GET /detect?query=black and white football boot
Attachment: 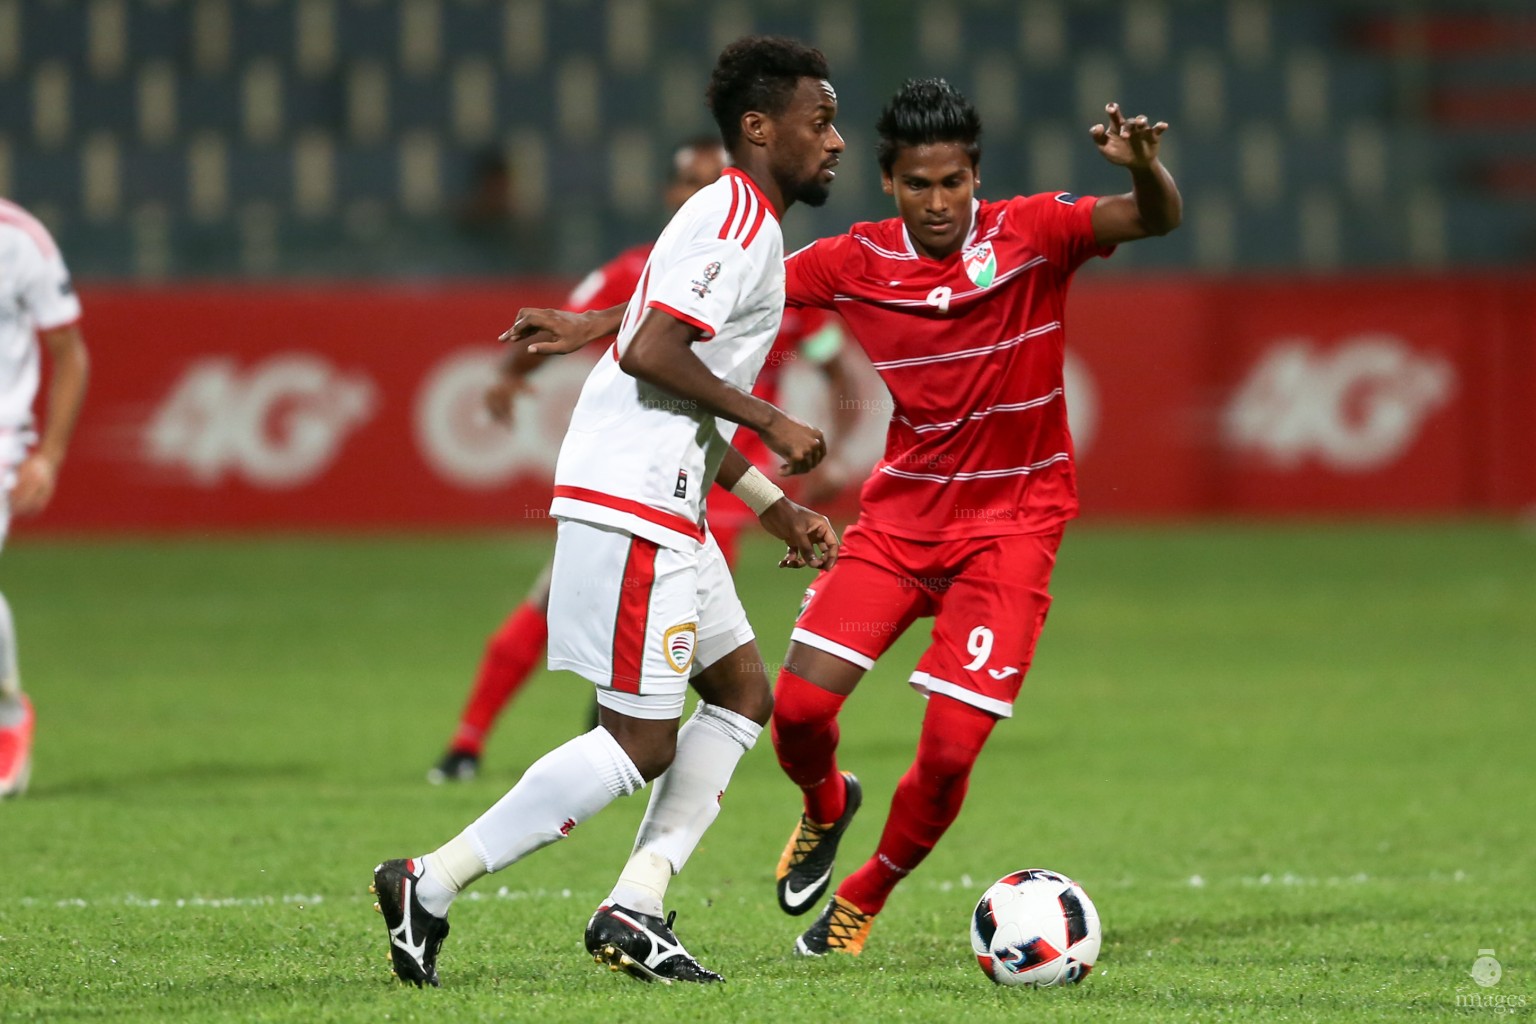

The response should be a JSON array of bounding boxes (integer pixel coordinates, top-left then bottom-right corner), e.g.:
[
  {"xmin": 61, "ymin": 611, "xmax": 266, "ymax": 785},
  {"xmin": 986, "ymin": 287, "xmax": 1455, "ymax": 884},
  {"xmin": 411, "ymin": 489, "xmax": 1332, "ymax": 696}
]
[
  {"xmin": 426, "ymin": 749, "xmax": 479, "ymax": 785},
  {"xmin": 584, "ymin": 901, "xmax": 724, "ymax": 984},
  {"xmin": 371, "ymin": 858, "xmax": 451, "ymax": 987},
  {"xmin": 775, "ymin": 772, "xmax": 862, "ymax": 916}
]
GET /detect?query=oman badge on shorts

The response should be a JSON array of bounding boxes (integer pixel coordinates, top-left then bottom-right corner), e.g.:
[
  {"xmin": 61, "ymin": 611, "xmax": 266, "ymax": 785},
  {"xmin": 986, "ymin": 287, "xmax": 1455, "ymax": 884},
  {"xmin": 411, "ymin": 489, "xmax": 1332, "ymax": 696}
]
[
  {"xmin": 663, "ymin": 622, "xmax": 698, "ymax": 674},
  {"xmin": 962, "ymin": 241, "xmax": 997, "ymax": 288}
]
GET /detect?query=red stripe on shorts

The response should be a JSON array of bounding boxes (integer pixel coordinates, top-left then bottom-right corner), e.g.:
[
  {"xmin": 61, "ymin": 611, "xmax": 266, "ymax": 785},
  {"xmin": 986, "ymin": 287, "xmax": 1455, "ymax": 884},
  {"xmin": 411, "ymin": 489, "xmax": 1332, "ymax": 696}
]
[{"xmin": 611, "ymin": 535, "xmax": 659, "ymax": 693}]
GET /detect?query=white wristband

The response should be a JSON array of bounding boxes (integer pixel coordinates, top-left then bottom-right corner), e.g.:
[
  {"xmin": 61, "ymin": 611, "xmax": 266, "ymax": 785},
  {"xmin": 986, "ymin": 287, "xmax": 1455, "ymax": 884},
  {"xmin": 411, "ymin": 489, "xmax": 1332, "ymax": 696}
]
[{"xmin": 730, "ymin": 465, "xmax": 785, "ymax": 517}]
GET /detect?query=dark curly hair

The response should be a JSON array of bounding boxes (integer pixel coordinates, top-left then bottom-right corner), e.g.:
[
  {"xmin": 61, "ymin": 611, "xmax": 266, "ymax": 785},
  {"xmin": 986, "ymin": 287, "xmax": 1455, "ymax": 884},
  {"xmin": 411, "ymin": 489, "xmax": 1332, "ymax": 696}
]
[
  {"xmin": 706, "ymin": 36, "xmax": 831, "ymax": 148},
  {"xmin": 875, "ymin": 78, "xmax": 983, "ymax": 174}
]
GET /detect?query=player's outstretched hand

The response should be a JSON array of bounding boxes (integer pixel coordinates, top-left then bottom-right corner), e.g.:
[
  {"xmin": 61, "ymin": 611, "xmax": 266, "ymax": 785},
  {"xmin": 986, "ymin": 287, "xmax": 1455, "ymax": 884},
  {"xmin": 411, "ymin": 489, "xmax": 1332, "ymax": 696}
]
[
  {"xmin": 1090, "ymin": 102, "xmax": 1167, "ymax": 169},
  {"xmin": 758, "ymin": 498, "xmax": 839, "ymax": 571},
  {"xmin": 762, "ymin": 411, "xmax": 827, "ymax": 476},
  {"xmin": 483, "ymin": 372, "xmax": 533, "ymax": 427},
  {"xmin": 500, "ymin": 307, "xmax": 599, "ymax": 356}
]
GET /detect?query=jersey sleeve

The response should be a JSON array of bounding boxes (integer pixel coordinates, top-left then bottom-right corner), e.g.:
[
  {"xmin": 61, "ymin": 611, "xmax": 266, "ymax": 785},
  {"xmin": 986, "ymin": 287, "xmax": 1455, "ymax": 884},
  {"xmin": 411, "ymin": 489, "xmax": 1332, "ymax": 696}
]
[
  {"xmin": 784, "ymin": 236, "xmax": 843, "ymax": 310},
  {"xmin": 1009, "ymin": 192, "xmax": 1115, "ymax": 273},
  {"xmin": 18, "ymin": 227, "xmax": 82, "ymax": 331},
  {"xmin": 642, "ymin": 224, "xmax": 758, "ymax": 339}
]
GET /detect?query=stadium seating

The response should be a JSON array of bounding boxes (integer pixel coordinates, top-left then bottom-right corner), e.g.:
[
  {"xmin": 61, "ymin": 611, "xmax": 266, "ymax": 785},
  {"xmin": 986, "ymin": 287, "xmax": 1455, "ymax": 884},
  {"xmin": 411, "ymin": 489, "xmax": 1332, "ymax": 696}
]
[{"xmin": 0, "ymin": 0, "xmax": 1529, "ymax": 277}]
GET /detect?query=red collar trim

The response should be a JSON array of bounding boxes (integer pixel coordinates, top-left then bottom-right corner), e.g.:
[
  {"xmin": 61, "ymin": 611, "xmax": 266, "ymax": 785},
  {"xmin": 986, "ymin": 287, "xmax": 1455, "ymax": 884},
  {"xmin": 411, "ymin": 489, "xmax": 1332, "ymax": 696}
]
[{"xmin": 722, "ymin": 167, "xmax": 781, "ymax": 223}]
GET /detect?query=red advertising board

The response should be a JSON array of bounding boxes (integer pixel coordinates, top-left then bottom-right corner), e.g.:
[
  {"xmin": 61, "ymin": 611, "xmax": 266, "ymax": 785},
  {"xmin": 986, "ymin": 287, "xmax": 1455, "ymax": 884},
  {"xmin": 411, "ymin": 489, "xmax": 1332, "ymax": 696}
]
[
  {"xmin": 20, "ymin": 276, "xmax": 1536, "ymax": 537},
  {"xmin": 41, "ymin": 282, "xmax": 572, "ymax": 531},
  {"xmin": 1063, "ymin": 279, "xmax": 1213, "ymax": 517},
  {"xmin": 1207, "ymin": 277, "xmax": 1481, "ymax": 514},
  {"xmin": 1485, "ymin": 283, "xmax": 1536, "ymax": 510}
]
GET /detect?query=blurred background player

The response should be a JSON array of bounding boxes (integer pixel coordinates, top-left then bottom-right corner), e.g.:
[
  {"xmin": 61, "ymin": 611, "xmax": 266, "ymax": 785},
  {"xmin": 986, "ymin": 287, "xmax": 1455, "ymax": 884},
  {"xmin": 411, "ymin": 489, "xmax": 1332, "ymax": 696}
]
[
  {"xmin": 768, "ymin": 80, "xmax": 1182, "ymax": 956},
  {"xmin": 452, "ymin": 146, "xmax": 549, "ymax": 273},
  {"xmin": 0, "ymin": 198, "xmax": 90, "ymax": 799},
  {"xmin": 428, "ymin": 138, "xmax": 863, "ymax": 784},
  {"xmin": 370, "ymin": 36, "xmax": 844, "ymax": 988}
]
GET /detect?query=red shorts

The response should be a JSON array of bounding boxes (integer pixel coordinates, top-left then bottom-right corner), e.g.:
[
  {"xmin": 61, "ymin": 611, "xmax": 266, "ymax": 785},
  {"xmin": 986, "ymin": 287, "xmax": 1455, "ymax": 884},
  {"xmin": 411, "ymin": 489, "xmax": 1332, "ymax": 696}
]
[{"xmin": 791, "ymin": 522, "xmax": 1063, "ymax": 718}]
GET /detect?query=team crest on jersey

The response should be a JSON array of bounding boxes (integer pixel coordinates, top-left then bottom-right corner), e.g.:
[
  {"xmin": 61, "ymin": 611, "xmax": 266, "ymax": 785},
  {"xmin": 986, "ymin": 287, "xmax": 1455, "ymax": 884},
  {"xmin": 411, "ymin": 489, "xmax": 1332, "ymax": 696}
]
[
  {"xmin": 663, "ymin": 622, "xmax": 698, "ymax": 674},
  {"xmin": 962, "ymin": 241, "xmax": 997, "ymax": 288},
  {"xmin": 690, "ymin": 261, "xmax": 722, "ymax": 298}
]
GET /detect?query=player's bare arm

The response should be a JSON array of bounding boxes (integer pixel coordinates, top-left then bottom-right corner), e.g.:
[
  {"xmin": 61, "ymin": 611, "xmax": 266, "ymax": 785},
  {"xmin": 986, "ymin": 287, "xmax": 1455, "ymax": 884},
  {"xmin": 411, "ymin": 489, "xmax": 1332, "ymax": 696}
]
[
  {"xmin": 716, "ymin": 445, "xmax": 839, "ymax": 570},
  {"xmin": 620, "ymin": 308, "xmax": 827, "ymax": 475},
  {"xmin": 1088, "ymin": 102, "xmax": 1183, "ymax": 245},
  {"xmin": 483, "ymin": 346, "xmax": 541, "ymax": 426},
  {"xmin": 10, "ymin": 324, "xmax": 88, "ymax": 517},
  {"xmin": 487, "ymin": 303, "xmax": 626, "ymax": 422},
  {"xmin": 501, "ymin": 303, "xmax": 626, "ymax": 356}
]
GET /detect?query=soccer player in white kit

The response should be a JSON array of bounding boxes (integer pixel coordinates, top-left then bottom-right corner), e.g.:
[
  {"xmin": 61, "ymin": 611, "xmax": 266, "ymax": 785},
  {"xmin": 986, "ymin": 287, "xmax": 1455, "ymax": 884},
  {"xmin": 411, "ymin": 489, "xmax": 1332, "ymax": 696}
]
[
  {"xmin": 371, "ymin": 36, "xmax": 845, "ymax": 986},
  {"xmin": 0, "ymin": 199, "xmax": 90, "ymax": 799}
]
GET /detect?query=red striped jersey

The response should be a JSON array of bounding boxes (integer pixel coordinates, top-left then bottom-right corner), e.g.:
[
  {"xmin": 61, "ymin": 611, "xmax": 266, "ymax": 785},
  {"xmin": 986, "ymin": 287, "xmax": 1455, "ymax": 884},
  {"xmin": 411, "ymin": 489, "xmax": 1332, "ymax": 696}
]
[
  {"xmin": 551, "ymin": 168, "xmax": 787, "ymax": 550},
  {"xmin": 786, "ymin": 192, "xmax": 1113, "ymax": 540}
]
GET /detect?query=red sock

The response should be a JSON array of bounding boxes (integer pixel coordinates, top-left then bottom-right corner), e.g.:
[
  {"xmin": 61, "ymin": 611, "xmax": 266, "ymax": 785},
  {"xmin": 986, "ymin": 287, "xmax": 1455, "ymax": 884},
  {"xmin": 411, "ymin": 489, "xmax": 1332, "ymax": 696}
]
[
  {"xmin": 838, "ymin": 695, "xmax": 996, "ymax": 915},
  {"xmin": 771, "ymin": 669, "xmax": 848, "ymax": 824},
  {"xmin": 449, "ymin": 602, "xmax": 549, "ymax": 754}
]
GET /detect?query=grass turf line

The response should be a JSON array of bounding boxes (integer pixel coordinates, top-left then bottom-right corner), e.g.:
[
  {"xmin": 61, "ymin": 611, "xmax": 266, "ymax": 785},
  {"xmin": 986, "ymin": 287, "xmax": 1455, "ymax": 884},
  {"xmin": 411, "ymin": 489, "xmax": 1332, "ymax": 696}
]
[{"xmin": 0, "ymin": 523, "xmax": 1532, "ymax": 1022}]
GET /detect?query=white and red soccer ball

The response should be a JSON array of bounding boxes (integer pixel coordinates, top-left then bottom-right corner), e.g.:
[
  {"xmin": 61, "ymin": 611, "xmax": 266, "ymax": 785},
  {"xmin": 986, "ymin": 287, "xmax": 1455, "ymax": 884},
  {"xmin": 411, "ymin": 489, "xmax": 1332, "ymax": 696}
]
[{"xmin": 970, "ymin": 868, "xmax": 1101, "ymax": 987}]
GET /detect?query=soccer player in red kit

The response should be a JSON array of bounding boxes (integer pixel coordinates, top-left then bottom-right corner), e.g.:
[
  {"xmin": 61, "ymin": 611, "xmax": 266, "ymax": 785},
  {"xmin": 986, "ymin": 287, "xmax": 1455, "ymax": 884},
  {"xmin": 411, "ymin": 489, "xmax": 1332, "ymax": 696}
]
[
  {"xmin": 769, "ymin": 79, "xmax": 1182, "ymax": 956},
  {"xmin": 429, "ymin": 140, "xmax": 861, "ymax": 784},
  {"xmin": 506, "ymin": 77, "xmax": 1181, "ymax": 962}
]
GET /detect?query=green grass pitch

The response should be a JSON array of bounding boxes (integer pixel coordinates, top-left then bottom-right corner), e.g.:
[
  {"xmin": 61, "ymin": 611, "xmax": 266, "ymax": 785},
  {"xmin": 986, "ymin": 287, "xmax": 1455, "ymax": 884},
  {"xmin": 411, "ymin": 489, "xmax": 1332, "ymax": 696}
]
[{"xmin": 1, "ymin": 523, "xmax": 1532, "ymax": 1022}]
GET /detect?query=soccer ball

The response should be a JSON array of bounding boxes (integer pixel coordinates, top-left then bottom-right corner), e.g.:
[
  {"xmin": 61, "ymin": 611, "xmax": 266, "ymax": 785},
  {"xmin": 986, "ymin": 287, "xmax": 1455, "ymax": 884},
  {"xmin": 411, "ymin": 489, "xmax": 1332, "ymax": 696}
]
[{"xmin": 970, "ymin": 868, "xmax": 1101, "ymax": 986}]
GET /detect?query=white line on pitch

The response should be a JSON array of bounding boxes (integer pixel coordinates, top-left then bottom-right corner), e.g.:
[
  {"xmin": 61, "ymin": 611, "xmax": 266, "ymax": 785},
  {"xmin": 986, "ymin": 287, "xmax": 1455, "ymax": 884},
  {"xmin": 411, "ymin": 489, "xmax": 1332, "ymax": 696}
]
[{"xmin": 15, "ymin": 887, "xmax": 583, "ymax": 910}]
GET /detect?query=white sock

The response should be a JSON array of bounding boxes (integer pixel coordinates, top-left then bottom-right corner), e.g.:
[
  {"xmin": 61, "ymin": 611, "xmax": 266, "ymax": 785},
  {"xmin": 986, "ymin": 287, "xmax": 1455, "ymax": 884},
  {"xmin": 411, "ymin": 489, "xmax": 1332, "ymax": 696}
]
[
  {"xmin": 414, "ymin": 835, "xmax": 486, "ymax": 918},
  {"xmin": 464, "ymin": 726, "xmax": 644, "ymax": 874},
  {"xmin": 609, "ymin": 703, "xmax": 761, "ymax": 916}
]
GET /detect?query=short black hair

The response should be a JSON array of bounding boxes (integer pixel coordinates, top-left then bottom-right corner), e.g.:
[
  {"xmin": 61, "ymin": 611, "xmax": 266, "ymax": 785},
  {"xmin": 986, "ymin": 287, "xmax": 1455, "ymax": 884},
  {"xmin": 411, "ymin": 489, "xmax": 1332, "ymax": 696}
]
[
  {"xmin": 876, "ymin": 78, "xmax": 983, "ymax": 174},
  {"xmin": 706, "ymin": 36, "xmax": 830, "ymax": 148}
]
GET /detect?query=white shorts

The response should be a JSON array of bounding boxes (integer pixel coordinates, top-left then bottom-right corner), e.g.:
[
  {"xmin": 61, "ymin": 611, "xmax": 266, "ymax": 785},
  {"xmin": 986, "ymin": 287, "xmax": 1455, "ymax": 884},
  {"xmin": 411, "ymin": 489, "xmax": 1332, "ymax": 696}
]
[{"xmin": 547, "ymin": 518, "xmax": 754, "ymax": 720}]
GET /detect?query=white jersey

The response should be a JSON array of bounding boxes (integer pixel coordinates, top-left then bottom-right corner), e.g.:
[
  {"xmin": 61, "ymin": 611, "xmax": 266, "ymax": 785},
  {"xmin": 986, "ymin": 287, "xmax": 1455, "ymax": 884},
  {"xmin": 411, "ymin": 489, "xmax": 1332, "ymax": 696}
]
[
  {"xmin": 551, "ymin": 168, "xmax": 786, "ymax": 550},
  {"xmin": 0, "ymin": 199, "xmax": 81, "ymax": 464}
]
